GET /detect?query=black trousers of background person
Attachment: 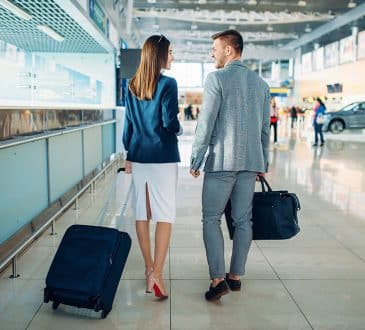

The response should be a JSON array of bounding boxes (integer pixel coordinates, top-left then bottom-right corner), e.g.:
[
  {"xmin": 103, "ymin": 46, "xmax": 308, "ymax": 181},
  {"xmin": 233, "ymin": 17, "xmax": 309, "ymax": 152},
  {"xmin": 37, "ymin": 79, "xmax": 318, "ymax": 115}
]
[
  {"xmin": 314, "ymin": 123, "xmax": 324, "ymax": 144},
  {"xmin": 270, "ymin": 122, "xmax": 277, "ymax": 143}
]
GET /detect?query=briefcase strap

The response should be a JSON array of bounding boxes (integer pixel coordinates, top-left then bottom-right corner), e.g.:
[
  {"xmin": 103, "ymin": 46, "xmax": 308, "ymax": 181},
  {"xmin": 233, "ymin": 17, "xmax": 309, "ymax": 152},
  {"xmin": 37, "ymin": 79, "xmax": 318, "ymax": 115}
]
[
  {"xmin": 259, "ymin": 177, "xmax": 301, "ymax": 211},
  {"xmin": 259, "ymin": 176, "xmax": 273, "ymax": 192},
  {"xmin": 286, "ymin": 193, "xmax": 301, "ymax": 211}
]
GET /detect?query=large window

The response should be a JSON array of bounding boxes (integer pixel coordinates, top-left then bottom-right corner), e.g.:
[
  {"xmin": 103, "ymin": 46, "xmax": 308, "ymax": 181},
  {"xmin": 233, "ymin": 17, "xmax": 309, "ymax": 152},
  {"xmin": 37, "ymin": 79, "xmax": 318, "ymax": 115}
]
[
  {"xmin": 203, "ymin": 63, "xmax": 216, "ymax": 83},
  {"xmin": 165, "ymin": 62, "xmax": 202, "ymax": 87}
]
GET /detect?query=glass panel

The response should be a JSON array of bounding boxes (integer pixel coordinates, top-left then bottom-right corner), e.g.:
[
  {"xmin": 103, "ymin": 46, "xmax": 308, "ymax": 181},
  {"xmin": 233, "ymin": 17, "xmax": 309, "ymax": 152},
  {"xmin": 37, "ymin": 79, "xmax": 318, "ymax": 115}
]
[
  {"xmin": 0, "ymin": 108, "xmax": 114, "ymax": 142},
  {"xmin": 67, "ymin": 110, "xmax": 83, "ymax": 127},
  {"xmin": 0, "ymin": 109, "xmax": 45, "ymax": 140},
  {"xmin": 83, "ymin": 110, "xmax": 103, "ymax": 124}
]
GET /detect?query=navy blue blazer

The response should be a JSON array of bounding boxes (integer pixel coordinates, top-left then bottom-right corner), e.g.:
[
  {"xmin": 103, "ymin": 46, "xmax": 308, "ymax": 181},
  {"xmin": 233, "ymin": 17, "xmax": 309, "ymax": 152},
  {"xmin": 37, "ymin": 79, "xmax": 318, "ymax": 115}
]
[{"xmin": 123, "ymin": 75, "xmax": 181, "ymax": 163}]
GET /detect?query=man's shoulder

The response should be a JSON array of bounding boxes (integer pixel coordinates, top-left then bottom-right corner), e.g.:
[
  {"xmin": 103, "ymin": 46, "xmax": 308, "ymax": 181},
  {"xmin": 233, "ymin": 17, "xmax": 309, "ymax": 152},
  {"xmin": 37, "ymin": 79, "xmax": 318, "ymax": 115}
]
[
  {"xmin": 246, "ymin": 69, "xmax": 269, "ymax": 87},
  {"xmin": 204, "ymin": 70, "xmax": 222, "ymax": 89}
]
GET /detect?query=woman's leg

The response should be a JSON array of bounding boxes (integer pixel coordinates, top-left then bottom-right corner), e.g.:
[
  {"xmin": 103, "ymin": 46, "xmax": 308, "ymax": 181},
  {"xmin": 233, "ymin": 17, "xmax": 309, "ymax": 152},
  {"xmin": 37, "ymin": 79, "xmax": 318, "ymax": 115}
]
[
  {"xmin": 270, "ymin": 122, "xmax": 277, "ymax": 142},
  {"xmin": 319, "ymin": 124, "xmax": 324, "ymax": 144},
  {"xmin": 136, "ymin": 221, "xmax": 153, "ymax": 271},
  {"xmin": 135, "ymin": 183, "xmax": 154, "ymax": 272},
  {"xmin": 314, "ymin": 123, "xmax": 318, "ymax": 144},
  {"xmin": 153, "ymin": 222, "xmax": 172, "ymax": 292}
]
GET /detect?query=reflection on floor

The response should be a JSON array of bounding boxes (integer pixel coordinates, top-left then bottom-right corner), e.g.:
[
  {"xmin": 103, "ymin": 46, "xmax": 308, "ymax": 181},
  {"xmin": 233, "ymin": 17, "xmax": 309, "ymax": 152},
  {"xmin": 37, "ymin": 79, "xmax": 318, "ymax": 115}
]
[{"xmin": 1, "ymin": 121, "xmax": 365, "ymax": 329}]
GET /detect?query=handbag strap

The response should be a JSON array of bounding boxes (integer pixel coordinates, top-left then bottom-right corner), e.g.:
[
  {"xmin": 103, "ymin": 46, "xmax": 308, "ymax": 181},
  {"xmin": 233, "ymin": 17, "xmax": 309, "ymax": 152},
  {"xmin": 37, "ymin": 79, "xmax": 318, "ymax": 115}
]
[{"xmin": 259, "ymin": 176, "xmax": 273, "ymax": 192}]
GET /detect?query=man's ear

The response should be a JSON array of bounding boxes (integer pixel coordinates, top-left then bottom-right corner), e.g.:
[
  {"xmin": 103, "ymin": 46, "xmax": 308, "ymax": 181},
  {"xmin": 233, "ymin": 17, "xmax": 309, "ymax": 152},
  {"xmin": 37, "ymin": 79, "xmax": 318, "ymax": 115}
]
[{"xmin": 225, "ymin": 45, "xmax": 231, "ymax": 56}]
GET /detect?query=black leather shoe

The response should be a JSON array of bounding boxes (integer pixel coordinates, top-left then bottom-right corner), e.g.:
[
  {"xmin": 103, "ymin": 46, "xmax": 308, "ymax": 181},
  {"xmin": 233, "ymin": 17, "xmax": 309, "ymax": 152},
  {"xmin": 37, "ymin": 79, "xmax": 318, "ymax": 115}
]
[
  {"xmin": 225, "ymin": 273, "xmax": 241, "ymax": 291},
  {"xmin": 205, "ymin": 280, "xmax": 229, "ymax": 301}
]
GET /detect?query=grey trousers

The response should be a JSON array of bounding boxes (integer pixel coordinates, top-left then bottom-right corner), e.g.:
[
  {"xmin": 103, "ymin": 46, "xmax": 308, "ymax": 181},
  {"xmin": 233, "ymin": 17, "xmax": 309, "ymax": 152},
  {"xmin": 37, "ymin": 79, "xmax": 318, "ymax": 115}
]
[{"xmin": 202, "ymin": 171, "xmax": 257, "ymax": 279}]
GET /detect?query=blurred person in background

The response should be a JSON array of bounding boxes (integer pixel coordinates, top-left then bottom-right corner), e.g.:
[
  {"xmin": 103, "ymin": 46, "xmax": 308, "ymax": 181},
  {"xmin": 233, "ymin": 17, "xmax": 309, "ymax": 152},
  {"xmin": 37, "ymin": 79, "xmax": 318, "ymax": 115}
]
[
  {"xmin": 270, "ymin": 97, "xmax": 278, "ymax": 143},
  {"xmin": 313, "ymin": 97, "xmax": 326, "ymax": 147}
]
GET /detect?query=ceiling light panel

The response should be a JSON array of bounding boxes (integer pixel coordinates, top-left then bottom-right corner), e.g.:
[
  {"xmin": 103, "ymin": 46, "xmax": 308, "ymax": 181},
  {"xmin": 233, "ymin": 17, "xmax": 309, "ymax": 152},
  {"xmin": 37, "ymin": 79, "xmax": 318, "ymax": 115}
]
[
  {"xmin": 0, "ymin": 0, "xmax": 108, "ymax": 53},
  {"xmin": 0, "ymin": 0, "xmax": 32, "ymax": 20}
]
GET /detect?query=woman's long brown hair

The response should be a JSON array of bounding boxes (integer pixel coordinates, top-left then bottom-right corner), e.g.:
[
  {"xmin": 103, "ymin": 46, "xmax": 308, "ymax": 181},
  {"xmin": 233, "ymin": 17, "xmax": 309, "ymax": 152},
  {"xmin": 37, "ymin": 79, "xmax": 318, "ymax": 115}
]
[{"xmin": 129, "ymin": 35, "xmax": 170, "ymax": 100}]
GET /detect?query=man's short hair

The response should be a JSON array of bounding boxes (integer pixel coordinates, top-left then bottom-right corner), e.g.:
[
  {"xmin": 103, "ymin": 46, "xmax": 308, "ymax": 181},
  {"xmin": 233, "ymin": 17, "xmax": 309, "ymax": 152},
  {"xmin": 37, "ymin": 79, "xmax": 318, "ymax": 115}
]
[{"xmin": 212, "ymin": 30, "xmax": 244, "ymax": 54}]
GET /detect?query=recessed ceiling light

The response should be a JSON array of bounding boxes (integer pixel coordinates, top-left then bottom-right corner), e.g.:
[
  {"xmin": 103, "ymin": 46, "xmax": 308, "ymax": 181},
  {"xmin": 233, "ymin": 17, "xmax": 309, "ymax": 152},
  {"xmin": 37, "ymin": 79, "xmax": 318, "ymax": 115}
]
[
  {"xmin": 0, "ymin": 0, "xmax": 32, "ymax": 20},
  {"xmin": 297, "ymin": 0, "xmax": 306, "ymax": 6},
  {"xmin": 348, "ymin": 1, "xmax": 357, "ymax": 8},
  {"xmin": 37, "ymin": 25, "xmax": 64, "ymax": 42}
]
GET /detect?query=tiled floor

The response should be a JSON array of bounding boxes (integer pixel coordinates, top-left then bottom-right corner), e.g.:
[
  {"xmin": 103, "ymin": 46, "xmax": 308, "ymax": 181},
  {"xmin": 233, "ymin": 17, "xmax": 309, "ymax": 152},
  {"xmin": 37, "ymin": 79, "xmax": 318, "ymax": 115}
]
[{"xmin": 1, "ymin": 121, "xmax": 365, "ymax": 329}]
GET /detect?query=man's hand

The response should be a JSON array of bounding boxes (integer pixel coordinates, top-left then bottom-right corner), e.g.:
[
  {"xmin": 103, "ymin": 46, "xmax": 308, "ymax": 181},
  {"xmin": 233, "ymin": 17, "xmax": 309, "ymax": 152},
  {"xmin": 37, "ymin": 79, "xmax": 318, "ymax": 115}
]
[
  {"xmin": 256, "ymin": 172, "xmax": 265, "ymax": 181},
  {"xmin": 125, "ymin": 160, "xmax": 132, "ymax": 174},
  {"xmin": 190, "ymin": 169, "xmax": 200, "ymax": 178}
]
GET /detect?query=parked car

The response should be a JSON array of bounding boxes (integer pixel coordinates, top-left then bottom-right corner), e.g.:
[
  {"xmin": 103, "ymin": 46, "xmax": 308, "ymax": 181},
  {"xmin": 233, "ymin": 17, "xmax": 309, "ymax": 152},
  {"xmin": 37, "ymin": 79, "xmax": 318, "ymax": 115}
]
[{"xmin": 322, "ymin": 101, "xmax": 365, "ymax": 133}]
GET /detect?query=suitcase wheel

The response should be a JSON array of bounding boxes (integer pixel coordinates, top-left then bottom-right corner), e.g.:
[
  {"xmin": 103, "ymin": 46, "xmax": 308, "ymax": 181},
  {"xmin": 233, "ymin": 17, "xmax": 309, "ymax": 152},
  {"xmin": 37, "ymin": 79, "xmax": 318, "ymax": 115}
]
[
  {"xmin": 44, "ymin": 288, "xmax": 50, "ymax": 303},
  {"xmin": 101, "ymin": 310, "xmax": 109, "ymax": 319},
  {"xmin": 52, "ymin": 301, "xmax": 60, "ymax": 310},
  {"xmin": 94, "ymin": 298, "xmax": 102, "ymax": 312}
]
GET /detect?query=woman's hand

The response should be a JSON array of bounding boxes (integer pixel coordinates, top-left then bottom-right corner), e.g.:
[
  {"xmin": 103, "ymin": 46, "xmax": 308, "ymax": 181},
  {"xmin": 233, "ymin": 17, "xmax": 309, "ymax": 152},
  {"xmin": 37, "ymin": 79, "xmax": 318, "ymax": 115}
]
[{"xmin": 125, "ymin": 160, "xmax": 132, "ymax": 174}]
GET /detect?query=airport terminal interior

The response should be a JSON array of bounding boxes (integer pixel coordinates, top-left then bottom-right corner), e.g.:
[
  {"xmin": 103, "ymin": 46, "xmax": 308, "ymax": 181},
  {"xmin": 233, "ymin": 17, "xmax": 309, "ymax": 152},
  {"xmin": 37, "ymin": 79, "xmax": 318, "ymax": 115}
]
[{"xmin": 1, "ymin": 0, "xmax": 365, "ymax": 329}]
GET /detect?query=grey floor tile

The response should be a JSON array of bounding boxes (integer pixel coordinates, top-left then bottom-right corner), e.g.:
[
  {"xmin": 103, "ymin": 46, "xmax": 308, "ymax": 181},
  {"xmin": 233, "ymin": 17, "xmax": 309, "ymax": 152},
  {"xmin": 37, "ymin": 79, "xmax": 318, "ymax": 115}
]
[
  {"xmin": 171, "ymin": 279, "xmax": 311, "ymax": 330},
  {"xmin": 261, "ymin": 247, "xmax": 365, "ymax": 279},
  {"xmin": 28, "ymin": 280, "xmax": 170, "ymax": 330},
  {"xmin": 284, "ymin": 279, "xmax": 365, "ymax": 330},
  {"xmin": 0, "ymin": 279, "xmax": 44, "ymax": 330}
]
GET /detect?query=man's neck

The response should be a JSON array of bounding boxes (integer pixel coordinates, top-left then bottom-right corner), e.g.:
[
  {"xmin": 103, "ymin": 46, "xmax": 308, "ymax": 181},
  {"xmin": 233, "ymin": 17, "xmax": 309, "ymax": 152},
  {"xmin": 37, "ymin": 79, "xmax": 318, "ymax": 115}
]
[{"xmin": 224, "ymin": 56, "xmax": 242, "ymax": 67}]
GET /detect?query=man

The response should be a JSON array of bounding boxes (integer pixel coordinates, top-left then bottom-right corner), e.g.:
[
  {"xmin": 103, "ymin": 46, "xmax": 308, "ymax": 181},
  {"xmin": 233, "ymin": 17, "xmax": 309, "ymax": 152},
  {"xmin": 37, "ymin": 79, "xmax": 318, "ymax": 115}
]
[{"xmin": 190, "ymin": 30, "xmax": 270, "ymax": 301}]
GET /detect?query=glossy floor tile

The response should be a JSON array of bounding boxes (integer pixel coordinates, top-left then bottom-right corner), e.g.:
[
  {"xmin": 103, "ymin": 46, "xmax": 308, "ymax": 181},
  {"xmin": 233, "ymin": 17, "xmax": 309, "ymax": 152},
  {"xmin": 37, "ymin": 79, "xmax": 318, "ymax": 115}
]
[
  {"xmin": 171, "ymin": 280, "xmax": 311, "ymax": 330},
  {"xmin": 283, "ymin": 279, "xmax": 365, "ymax": 329},
  {"xmin": 1, "ymin": 121, "xmax": 365, "ymax": 329}
]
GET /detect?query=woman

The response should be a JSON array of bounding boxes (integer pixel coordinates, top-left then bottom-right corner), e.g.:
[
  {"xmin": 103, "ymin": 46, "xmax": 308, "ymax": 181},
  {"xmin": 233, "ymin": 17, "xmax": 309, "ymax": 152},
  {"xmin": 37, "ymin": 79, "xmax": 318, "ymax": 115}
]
[
  {"xmin": 122, "ymin": 35, "xmax": 181, "ymax": 299},
  {"xmin": 313, "ymin": 97, "xmax": 326, "ymax": 146},
  {"xmin": 270, "ymin": 97, "xmax": 278, "ymax": 143}
]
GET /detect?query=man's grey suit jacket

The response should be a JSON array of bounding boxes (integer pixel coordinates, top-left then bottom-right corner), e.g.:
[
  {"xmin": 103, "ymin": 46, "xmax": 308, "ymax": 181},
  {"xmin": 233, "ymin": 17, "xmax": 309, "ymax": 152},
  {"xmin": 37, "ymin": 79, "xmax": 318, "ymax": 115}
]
[{"xmin": 190, "ymin": 60, "xmax": 270, "ymax": 173}]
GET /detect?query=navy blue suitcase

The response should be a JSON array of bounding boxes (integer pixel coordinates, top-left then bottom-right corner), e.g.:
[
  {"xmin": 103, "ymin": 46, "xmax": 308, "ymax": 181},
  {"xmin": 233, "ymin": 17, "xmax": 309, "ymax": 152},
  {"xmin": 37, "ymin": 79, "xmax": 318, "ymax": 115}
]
[{"xmin": 44, "ymin": 225, "xmax": 131, "ymax": 319}]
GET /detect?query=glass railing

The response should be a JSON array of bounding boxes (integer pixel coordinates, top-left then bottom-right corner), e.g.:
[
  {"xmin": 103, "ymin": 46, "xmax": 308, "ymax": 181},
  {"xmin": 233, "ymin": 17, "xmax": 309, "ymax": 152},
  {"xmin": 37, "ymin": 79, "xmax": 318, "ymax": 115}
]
[{"xmin": 0, "ymin": 107, "xmax": 114, "ymax": 142}]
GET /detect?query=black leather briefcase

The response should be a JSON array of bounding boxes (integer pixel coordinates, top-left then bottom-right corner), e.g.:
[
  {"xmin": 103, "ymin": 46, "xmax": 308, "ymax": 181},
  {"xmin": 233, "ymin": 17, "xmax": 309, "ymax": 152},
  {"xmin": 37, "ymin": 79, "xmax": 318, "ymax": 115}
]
[{"xmin": 224, "ymin": 177, "xmax": 301, "ymax": 240}]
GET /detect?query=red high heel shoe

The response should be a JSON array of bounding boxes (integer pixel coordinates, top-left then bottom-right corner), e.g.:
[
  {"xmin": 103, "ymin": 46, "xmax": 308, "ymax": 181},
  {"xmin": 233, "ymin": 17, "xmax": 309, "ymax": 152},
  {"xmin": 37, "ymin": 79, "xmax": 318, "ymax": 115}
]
[{"xmin": 147, "ymin": 272, "xmax": 168, "ymax": 299}]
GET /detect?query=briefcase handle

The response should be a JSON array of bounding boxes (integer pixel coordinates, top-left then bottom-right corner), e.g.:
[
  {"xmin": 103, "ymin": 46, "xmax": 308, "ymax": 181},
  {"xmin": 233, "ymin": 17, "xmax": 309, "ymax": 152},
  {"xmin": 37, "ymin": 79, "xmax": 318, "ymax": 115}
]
[
  {"xmin": 258, "ymin": 177, "xmax": 301, "ymax": 211},
  {"xmin": 258, "ymin": 176, "xmax": 273, "ymax": 192}
]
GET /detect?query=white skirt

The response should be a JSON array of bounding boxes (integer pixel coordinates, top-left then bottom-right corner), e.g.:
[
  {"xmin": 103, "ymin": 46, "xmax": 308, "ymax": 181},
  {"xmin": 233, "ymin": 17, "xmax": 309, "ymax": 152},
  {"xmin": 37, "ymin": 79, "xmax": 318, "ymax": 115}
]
[{"xmin": 131, "ymin": 162, "xmax": 178, "ymax": 223}]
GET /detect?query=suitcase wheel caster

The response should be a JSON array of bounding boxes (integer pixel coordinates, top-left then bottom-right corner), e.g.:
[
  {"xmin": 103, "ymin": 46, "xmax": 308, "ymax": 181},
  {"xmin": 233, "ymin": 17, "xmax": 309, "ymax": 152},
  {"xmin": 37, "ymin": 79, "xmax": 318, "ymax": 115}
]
[
  {"xmin": 44, "ymin": 288, "xmax": 50, "ymax": 303},
  {"xmin": 101, "ymin": 310, "xmax": 109, "ymax": 319},
  {"xmin": 94, "ymin": 298, "xmax": 102, "ymax": 312},
  {"xmin": 52, "ymin": 301, "xmax": 60, "ymax": 310}
]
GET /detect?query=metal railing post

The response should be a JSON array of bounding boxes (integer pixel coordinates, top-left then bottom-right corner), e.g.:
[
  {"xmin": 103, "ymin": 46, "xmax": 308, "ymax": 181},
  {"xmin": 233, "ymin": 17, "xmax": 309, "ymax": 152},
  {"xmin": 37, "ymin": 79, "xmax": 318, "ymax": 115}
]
[
  {"xmin": 74, "ymin": 197, "xmax": 79, "ymax": 210},
  {"xmin": 9, "ymin": 257, "xmax": 20, "ymax": 279},
  {"xmin": 50, "ymin": 220, "xmax": 57, "ymax": 236}
]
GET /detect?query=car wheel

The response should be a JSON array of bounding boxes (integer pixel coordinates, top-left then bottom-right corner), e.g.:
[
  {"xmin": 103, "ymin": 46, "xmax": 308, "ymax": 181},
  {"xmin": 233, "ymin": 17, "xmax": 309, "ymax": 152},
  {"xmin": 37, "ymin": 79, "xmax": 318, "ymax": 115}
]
[{"xmin": 329, "ymin": 120, "xmax": 344, "ymax": 134}]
